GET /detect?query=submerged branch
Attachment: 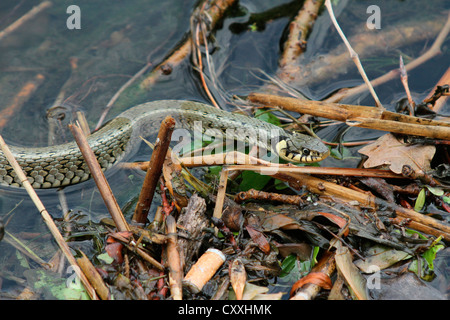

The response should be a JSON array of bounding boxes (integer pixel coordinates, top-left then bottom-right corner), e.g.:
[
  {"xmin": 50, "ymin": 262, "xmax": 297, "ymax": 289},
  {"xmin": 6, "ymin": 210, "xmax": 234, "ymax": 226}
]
[
  {"xmin": 326, "ymin": 12, "xmax": 450, "ymax": 103},
  {"xmin": 0, "ymin": 1, "xmax": 52, "ymax": 42}
]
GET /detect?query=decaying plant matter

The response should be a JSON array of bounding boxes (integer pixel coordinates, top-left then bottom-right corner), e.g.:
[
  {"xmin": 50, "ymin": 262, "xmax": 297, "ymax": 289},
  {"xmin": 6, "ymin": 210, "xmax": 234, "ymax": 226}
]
[{"xmin": 0, "ymin": 0, "xmax": 448, "ymax": 301}]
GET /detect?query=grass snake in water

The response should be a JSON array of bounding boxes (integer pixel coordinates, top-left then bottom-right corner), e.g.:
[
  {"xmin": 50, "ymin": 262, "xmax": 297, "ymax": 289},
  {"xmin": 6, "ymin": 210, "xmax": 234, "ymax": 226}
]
[{"xmin": 0, "ymin": 100, "xmax": 330, "ymax": 189}]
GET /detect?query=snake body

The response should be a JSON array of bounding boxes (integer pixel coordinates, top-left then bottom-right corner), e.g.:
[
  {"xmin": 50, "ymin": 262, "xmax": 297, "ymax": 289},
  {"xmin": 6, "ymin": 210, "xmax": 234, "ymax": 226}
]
[{"xmin": 0, "ymin": 100, "xmax": 329, "ymax": 188}]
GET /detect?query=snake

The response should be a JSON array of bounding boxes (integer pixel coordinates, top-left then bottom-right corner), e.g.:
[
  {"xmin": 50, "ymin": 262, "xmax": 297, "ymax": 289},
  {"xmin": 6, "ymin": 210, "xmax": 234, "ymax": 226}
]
[{"xmin": 0, "ymin": 100, "xmax": 329, "ymax": 189}]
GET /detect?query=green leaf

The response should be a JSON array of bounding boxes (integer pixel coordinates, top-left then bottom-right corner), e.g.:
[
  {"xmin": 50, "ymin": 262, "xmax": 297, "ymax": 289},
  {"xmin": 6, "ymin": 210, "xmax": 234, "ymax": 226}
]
[
  {"xmin": 280, "ymin": 254, "xmax": 297, "ymax": 277},
  {"xmin": 409, "ymin": 236, "xmax": 445, "ymax": 280},
  {"xmin": 404, "ymin": 228, "xmax": 428, "ymax": 240},
  {"xmin": 423, "ymin": 236, "xmax": 444, "ymax": 271},
  {"xmin": 208, "ymin": 166, "xmax": 223, "ymax": 177},
  {"xmin": 442, "ymin": 196, "xmax": 450, "ymax": 204},
  {"xmin": 425, "ymin": 186, "xmax": 444, "ymax": 196},
  {"xmin": 97, "ymin": 252, "xmax": 114, "ymax": 264},
  {"xmin": 239, "ymin": 171, "xmax": 272, "ymax": 191},
  {"xmin": 311, "ymin": 246, "xmax": 320, "ymax": 267},
  {"xmin": 414, "ymin": 188, "xmax": 426, "ymax": 212},
  {"xmin": 255, "ymin": 109, "xmax": 281, "ymax": 126},
  {"xmin": 274, "ymin": 179, "xmax": 289, "ymax": 190}
]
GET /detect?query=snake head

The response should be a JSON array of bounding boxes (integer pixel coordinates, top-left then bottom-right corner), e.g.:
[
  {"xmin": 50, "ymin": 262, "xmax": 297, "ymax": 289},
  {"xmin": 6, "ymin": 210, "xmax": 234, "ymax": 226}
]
[{"xmin": 275, "ymin": 132, "xmax": 330, "ymax": 163}]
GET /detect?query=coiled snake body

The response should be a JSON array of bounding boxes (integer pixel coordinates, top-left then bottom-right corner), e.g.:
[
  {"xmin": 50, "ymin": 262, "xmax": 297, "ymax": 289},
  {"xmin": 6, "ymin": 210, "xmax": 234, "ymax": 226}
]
[{"xmin": 0, "ymin": 100, "xmax": 329, "ymax": 188}]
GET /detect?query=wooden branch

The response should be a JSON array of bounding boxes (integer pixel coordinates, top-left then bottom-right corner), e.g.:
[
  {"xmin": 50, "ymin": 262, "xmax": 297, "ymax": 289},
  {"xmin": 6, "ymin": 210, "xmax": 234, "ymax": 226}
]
[
  {"xmin": 77, "ymin": 251, "xmax": 110, "ymax": 300},
  {"xmin": 235, "ymin": 188, "xmax": 304, "ymax": 206},
  {"xmin": 226, "ymin": 165, "xmax": 404, "ymax": 179},
  {"xmin": 69, "ymin": 124, "xmax": 130, "ymax": 232},
  {"xmin": 165, "ymin": 215, "xmax": 183, "ymax": 300},
  {"xmin": 213, "ymin": 169, "xmax": 229, "ymax": 222},
  {"xmin": 248, "ymin": 93, "xmax": 450, "ymax": 140},
  {"xmin": 0, "ymin": 133, "xmax": 98, "ymax": 300},
  {"xmin": 132, "ymin": 116, "xmax": 176, "ymax": 224},
  {"xmin": 177, "ymin": 194, "xmax": 209, "ymax": 271},
  {"xmin": 139, "ymin": 38, "xmax": 192, "ymax": 90}
]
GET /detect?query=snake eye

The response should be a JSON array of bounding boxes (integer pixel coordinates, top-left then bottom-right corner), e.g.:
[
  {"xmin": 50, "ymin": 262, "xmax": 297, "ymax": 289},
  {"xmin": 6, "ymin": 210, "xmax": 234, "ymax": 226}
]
[{"xmin": 302, "ymin": 148, "xmax": 310, "ymax": 156}]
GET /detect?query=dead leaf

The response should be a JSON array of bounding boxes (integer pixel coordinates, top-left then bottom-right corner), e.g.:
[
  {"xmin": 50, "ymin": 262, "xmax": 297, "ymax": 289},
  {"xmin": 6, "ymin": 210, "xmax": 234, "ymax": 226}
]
[
  {"xmin": 246, "ymin": 224, "xmax": 271, "ymax": 254},
  {"xmin": 334, "ymin": 242, "xmax": 368, "ymax": 300},
  {"xmin": 315, "ymin": 212, "xmax": 349, "ymax": 236},
  {"xmin": 354, "ymin": 249, "xmax": 411, "ymax": 273},
  {"xmin": 276, "ymin": 243, "xmax": 312, "ymax": 260},
  {"xmin": 229, "ymin": 282, "xmax": 268, "ymax": 300},
  {"xmin": 290, "ymin": 272, "xmax": 333, "ymax": 297},
  {"xmin": 260, "ymin": 212, "xmax": 305, "ymax": 231},
  {"xmin": 105, "ymin": 242, "xmax": 124, "ymax": 264},
  {"xmin": 229, "ymin": 259, "xmax": 246, "ymax": 300},
  {"xmin": 358, "ymin": 133, "xmax": 435, "ymax": 174}
]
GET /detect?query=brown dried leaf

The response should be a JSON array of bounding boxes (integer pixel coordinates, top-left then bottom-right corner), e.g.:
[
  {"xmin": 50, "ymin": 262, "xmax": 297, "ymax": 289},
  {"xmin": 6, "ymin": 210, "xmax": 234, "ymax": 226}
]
[
  {"xmin": 316, "ymin": 212, "xmax": 349, "ymax": 236},
  {"xmin": 334, "ymin": 242, "xmax": 368, "ymax": 300},
  {"xmin": 105, "ymin": 242, "xmax": 124, "ymax": 264},
  {"xmin": 229, "ymin": 259, "xmax": 246, "ymax": 300},
  {"xmin": 290, "ymin": 272, "xmax": 332, "ymax": 297},
  {"xmin": 358, "ymin": 133, "xmax": 435, "ymax": 174},
  {"xmin": 276, "ymin": 243, "xmax": 312, "ymax": 260},
  {"xmin": 246, "ymin": 224, "xmax": 271, "ymax": 254},
  {"xmin": 260, "ymin": 212, "xmax": 304, "ymax": 231}
]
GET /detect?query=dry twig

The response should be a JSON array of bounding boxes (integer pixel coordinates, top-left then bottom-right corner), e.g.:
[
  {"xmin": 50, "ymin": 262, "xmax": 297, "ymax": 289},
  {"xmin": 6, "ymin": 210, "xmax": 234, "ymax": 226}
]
[
  {"xmin": 216, "ymin": 161, "xmax": 450, "ymax": 240},
  {"xmin": 77, "ymin": 251, "xmax": 110, "ymax": 300},
  {"xmin": 274, "ymin": 170, "xmax": 450, "ymax": 240},
  {"xmin": 213, "ymin": 169, "xmax": 229, "ymax": 235},
  {"xmin": 132, "ymin": 116, "xmax": 176, "ymax": 224},
  {"xmin": 324, "ymin": 0, "xmax": 383, "ymax": 108},
  {"xmin": 249, "ymin": 93, "xmax": 450, "ymax": 140},
  {"xmin": 69, "ymin": 123, "xmax": 130, "ymax": 232},
  {"xmin": 235, "ymin": 188, "xmax": 304, "ymax": 206},
  {"xmin": 165, "ymin": 215, "xmax": 183, "ymax": 300},
  {"xmin": 399, "ymin": 56, "xmax": 415, "ymax": 115}
]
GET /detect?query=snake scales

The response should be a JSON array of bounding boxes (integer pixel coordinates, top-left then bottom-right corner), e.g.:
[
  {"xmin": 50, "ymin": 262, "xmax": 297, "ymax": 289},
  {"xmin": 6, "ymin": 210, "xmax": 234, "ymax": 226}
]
[{"xmin": 0, "ymin": 100, "xmax": 329, "ymax": 188}]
